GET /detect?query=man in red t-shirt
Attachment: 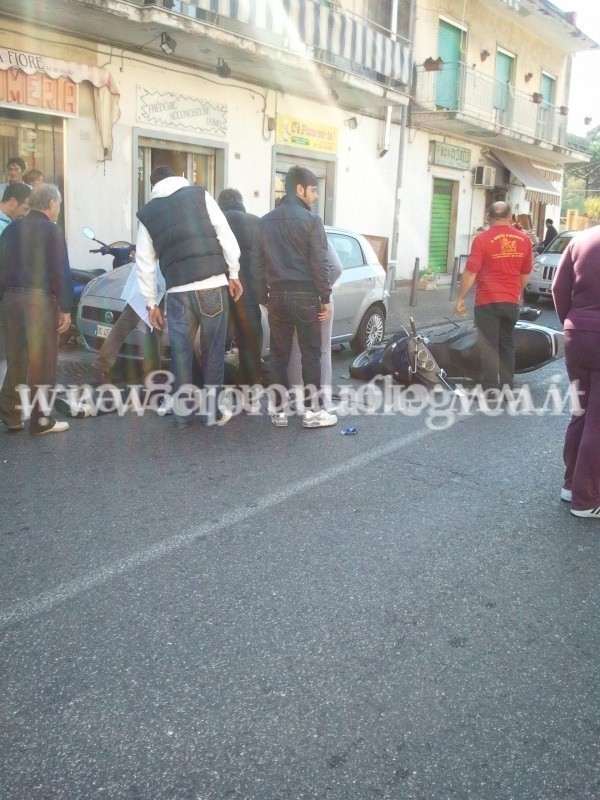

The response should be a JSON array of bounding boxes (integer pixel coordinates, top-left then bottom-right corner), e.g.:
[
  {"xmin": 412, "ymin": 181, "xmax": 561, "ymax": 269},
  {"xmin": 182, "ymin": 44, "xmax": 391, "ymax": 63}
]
[{"xmin": 454, "ymin": 201, "xmax": 532, "ymax": 390}]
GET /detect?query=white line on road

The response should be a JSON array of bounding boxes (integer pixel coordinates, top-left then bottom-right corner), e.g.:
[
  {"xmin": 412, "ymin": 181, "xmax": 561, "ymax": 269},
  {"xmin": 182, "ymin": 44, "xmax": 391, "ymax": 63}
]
[{"xmin": 0, "ymin": 426, "xmax": 437, "ymax": 630}]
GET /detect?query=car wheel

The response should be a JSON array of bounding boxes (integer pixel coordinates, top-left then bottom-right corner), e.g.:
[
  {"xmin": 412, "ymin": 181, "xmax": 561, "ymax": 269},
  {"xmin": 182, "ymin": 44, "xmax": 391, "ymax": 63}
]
[
  {"xmin": 349, "ymin": 346, "xmax": 387, "ymax": 381},
  {"xmin": 350, "ymin": 305, "xmax": 386, "ymax": 354},
  {"xmin": 523, "ymin": 290, "xmax": 540, "ymax": 304}
]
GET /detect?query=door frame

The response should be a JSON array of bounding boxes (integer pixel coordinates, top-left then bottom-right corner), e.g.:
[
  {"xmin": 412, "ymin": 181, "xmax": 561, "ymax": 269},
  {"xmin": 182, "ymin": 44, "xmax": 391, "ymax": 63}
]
[
  {"xmin": 132, "ymin": 127, "xmax": 228, "ymax": 230},
  {"xmin": 272, "ymin": 145, "xmax": 336, "ymax": 224}
]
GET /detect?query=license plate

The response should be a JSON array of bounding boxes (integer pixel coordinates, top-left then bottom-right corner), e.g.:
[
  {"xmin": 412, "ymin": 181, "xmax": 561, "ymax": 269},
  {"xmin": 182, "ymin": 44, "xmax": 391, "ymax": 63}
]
[{"xmin": 95, "ymin": 324, "xmax": 112, "ymax": 338}]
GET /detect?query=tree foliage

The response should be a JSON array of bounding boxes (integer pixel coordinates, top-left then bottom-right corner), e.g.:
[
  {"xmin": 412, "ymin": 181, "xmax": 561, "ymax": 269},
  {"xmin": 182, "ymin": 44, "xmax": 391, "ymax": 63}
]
[
  {"xmin": 565, "ymin": 125, "xmax": 600, "ymax": 188},
  {"xmin": 563, "ymin": 176, "xmax": 586, "ymax": 215},
  {"xmin": 563, "ymin": 126, "xmax": 600, "ymax": 218},
  {"xmin": 583, "ymin": 196, "xmax": 600, "ymax": 221}
]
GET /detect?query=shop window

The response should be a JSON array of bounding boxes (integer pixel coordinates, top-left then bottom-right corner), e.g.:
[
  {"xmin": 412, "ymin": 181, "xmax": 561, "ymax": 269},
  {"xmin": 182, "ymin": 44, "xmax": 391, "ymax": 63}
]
[
  {"xmin": 0, "ymin": 109, "xmax": 64, "ymax": 188},
  {"xmin": 137, "ymin": 136, "xmax": 218, "ymax": 210},
  {"xmin": 0, "ymin": 109, "xmax": 64, "ymax": 226}
]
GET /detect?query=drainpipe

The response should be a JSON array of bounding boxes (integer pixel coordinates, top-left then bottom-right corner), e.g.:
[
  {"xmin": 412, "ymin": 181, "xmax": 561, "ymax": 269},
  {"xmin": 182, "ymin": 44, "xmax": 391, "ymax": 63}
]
[
  {"xmin": 390, "ymin": 0, "xmax": 416, "ymax": 264},
  {"xmin": 379, "ymin": 0, "xmax": 398, "ymax": 158}
]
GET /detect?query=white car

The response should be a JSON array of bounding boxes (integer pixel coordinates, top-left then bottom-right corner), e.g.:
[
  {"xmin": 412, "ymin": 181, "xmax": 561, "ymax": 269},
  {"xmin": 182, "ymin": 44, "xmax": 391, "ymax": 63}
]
[
  {"xmin": 524, "ymin": 230, "xmax": 575, "ymax": 304},
  {"xmin": 76, "ymin": 226, "xmax": 389, "ymax": 363}
]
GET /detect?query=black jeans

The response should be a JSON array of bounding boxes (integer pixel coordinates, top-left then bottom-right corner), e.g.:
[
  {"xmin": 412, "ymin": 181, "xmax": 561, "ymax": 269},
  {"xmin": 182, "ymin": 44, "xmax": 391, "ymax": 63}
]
[
  {"xmin": 267, "ymin": 290, "xmax": 321, "ymax": 411},
  {"xmin": 474, "ymin": 302, "xmax": 520, "ymax": 390},
  {"xmin": 229, "ymin": 300, "xmax": 263, "ymax": 386}
]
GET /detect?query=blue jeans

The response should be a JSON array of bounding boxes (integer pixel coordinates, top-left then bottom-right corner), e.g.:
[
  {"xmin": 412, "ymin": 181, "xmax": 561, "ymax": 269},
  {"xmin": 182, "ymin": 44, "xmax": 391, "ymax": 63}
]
[
  {"xmin": 268, "ymin": 290, "xmax": 321, "ymax": 410},
  {"xmin": 167, "ymin": 286, "xmax": 229, "ymax": 424},
  {"xmin": 474, "ymin": 302, "xmax": 520, "ymax": 390}
]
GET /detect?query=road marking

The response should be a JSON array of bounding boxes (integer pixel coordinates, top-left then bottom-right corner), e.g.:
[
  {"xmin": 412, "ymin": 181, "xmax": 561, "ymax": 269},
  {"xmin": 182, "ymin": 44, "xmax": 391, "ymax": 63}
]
[{"xmin": 0, "ymin": 426, "xmax": 436, "ymax": 630}]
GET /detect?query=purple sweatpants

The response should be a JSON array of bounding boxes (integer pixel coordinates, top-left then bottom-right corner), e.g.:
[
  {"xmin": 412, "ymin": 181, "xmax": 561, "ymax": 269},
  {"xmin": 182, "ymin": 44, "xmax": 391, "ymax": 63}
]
[{"xmin": 563, "ymin": 329, "xmax": 600, "ymax": 511}]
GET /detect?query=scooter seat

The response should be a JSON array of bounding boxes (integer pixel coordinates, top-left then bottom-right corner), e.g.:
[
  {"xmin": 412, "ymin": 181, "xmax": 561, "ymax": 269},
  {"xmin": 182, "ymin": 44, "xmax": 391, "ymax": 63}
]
[
  {"xmin": 448, "ymin": 331, "xmax": 478, "ymax": 351},
  {"xmin": 71, "ymin": 268, "xmax": 106, "ymax": 283}
]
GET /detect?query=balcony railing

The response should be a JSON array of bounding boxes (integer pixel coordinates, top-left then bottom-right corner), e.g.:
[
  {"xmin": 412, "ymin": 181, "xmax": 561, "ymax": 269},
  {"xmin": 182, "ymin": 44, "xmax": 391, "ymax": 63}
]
[
  {"xmin": 413, "ymin": 62, "xmax": 569, "ymax": 148},
  {"xmin": 136, "ymin": 0, "xmax": 412, "ymax": 88}
]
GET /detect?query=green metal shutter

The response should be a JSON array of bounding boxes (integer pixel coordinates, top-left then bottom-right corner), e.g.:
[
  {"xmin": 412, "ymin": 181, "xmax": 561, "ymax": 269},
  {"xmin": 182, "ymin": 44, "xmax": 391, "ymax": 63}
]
[
  {"xmin": 493, "ymin": 51, "xmax": 513, "ymax": 111},
  {"xmin": 429, "ymin": 178, "xmax": 453, "ymax": 273},
  {"xmin": 436, "ymin": 20, "xmax": 462, "ymax": 110},
  {"xmin": 540, "ymin": 73, "xmax": 555, "ymax": 109}
]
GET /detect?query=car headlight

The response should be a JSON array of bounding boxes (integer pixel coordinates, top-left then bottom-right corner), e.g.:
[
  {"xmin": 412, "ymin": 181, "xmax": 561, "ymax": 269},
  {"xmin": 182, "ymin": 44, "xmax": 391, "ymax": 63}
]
[
  {"xmin": 81, "ymin": 278, "xmax": 100, "ymax": 298},
  {"xmin": 532, "ymin": 262, "xmax": 541, "ymax": 274}
]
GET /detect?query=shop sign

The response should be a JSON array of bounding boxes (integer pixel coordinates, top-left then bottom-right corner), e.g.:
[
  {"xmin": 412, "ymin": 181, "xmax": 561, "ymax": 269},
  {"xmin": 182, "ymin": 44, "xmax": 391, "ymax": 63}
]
[
  {"xmin": 137, "ymin": 87, "xmax": 227, "ymax": 136},
  {"xmin": 276, "ymin": 115, "xmax": 338, "ymax": 154},
  {"xmin": 0, "ymin": 68, "xmax": 78, "ymax": 115},
  {"xmin": 430, "ymin": 140, "xmax": 471, "ymax": 171},
  {"xmin": 0, "ymin": 46, "xmax": 117, "ymax": 92}
]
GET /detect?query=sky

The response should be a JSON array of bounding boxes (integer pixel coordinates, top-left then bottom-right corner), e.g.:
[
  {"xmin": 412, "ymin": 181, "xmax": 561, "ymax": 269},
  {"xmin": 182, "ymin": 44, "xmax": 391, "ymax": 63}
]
[{"xmin": 551, "ymin": 0, "xmax": 600, "ymax": 136}]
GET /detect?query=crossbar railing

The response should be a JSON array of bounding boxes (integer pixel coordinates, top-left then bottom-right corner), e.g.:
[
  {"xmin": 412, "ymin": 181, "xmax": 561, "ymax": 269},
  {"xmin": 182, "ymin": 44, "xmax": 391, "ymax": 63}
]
[{"xmin": 413, "ymin": 62, "xmax": 569, "ymax": 148}]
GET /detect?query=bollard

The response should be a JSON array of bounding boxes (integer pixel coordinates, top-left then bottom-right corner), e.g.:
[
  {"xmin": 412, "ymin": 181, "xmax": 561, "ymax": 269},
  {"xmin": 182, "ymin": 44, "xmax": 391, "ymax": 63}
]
[
  {"xmin": 409, "ymin": 257, "xmax": 420, "ymax": 307},
  {"xmin": 449, "ymin": 256, "xmax": 460, "ymax": 301}
]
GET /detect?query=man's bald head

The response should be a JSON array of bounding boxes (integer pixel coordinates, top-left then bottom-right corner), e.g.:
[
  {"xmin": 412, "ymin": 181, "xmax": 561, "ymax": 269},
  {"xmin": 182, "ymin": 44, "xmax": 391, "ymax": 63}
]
[{"xmin": 487, "ymin": 201, "xmax": 512, "ymax": 223}]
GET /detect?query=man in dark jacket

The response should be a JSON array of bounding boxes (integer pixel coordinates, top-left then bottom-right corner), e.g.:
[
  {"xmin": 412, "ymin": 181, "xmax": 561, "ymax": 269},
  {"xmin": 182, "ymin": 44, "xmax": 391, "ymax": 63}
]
[
  {"xmin": 0, "ymin": 183, "xmax": 73, "ymax": 435},
  {"xmin": 217, "ymin": 188, "xmax": 262, "ymax": 386},
  {"xmin": 543, "ymin": 218, "xmax": 558, "ymax": 249},
  {"xmin": 252, "ymin": 166, "xmax": 336, "ymax": 428}
]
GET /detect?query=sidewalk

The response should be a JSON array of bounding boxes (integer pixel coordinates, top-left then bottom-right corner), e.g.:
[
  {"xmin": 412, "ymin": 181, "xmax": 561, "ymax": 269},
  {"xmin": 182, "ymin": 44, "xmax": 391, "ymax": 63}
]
[{"xmin": 386, "ymin": 278, "xmax": 466, "ymax": 333}]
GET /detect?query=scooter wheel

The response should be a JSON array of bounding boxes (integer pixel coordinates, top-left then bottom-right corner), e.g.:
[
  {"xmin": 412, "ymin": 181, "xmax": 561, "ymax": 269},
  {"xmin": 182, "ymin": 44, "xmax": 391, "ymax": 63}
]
[{"xmin": 349, "ymin": 347, "xmax": 387, "ymax": 381}]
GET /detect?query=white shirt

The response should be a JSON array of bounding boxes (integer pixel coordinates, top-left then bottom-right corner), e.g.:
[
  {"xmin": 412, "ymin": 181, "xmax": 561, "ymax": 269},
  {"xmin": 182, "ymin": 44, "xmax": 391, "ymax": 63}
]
[{"xmin": 136, "ymin": 176, "xmax": 240, "ymax": 307}]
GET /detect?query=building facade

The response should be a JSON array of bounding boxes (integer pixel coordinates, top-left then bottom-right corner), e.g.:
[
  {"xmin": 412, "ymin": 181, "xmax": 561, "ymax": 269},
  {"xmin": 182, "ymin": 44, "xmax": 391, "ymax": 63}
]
[
  {"xmin": 402, "ymin": 0, "xmax": 596, "ymax": 278},
  {"xmin": 0, "ymin": 0, "xmax": 595, "ymax": 279},
  {"xmin": 0, "ymin": 0, "xmax": 412, "ymax": 270}
]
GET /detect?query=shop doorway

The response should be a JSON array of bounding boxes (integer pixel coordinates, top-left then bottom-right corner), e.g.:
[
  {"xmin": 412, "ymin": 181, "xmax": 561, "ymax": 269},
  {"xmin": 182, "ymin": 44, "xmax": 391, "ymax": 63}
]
[
  {"xmin": 136, "ymin": 135, "xmax": 222, "ymax": 211},
  {"xmin": 273, "ymin": 154, "xmax": 334, "ymax": 223}
]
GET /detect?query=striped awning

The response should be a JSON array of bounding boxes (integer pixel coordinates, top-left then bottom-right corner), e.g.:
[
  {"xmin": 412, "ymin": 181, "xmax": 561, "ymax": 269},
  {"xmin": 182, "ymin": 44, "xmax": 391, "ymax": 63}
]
[
  {"xmin": 183, "ymin": 0, "xmax": 412, "ymax": 86},
  {"xmin": 490, "ymin": 150, "xmax": 561, "ymax": 205}
]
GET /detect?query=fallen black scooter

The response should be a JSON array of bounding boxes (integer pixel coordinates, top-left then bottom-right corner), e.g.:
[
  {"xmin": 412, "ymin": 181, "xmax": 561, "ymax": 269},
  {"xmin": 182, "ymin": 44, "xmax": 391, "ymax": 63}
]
[{"xmin": 349, "ymin": 308, "xmax": 564, "ymax": 386}]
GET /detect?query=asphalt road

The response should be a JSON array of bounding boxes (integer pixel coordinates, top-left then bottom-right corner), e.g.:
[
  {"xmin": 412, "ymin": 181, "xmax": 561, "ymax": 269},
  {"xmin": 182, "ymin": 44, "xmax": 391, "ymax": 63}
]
[{"xmin": 1, "ymin": 301, "xmax": 599, "ymax": 800}]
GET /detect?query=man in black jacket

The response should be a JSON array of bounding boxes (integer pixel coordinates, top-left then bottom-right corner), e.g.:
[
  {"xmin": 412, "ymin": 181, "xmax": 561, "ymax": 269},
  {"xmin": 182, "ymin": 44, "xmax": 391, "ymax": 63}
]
[
  {"xmin": 542, "ymin": 218, "xmax": 558, "ymax": 249},
  {"xmin": 0, "ymin": 183, "xmax": 73, "ymax": 435},
  {"xmin": 252, "ymin": 166, "xmax": 336, "ymax": 428},
  {"xmin": 217, "ymin": 188, "xmax": 262, "ymax": 386}
]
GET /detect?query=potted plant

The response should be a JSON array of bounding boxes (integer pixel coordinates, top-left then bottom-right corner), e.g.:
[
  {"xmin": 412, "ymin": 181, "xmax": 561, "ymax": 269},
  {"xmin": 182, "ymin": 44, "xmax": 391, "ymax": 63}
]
[
  {"xmin": 423, "ymin": 57, "xmax": 444, "ymax": 72},
  {"xmin": 559, "ymin": 106, "xmax": 569, "ymax": 116},
  {"xmin": 419, "ymin": 270, "xmax": 438, "ymax": 291},
  {"xmin": 532, "ymin": 92, "xmax": 543, "ymax": 104}
]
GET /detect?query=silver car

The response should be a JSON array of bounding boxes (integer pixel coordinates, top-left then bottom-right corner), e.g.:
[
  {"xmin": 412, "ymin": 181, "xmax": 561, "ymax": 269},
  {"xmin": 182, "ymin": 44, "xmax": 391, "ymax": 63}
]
[
  {"xmin": 76, "ymin": 226, "xmax": 389, "ymax": 363},
  {"xmin": 524, "ymin": 230, "xmax": 575, "ymax": 303}
]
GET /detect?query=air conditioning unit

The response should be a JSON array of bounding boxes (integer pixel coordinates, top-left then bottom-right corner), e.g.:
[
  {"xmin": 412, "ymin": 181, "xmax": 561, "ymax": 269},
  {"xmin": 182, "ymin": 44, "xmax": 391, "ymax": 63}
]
[{"xmin": 474, "ymin": 166, "xmax": 496, "ymax": 188}]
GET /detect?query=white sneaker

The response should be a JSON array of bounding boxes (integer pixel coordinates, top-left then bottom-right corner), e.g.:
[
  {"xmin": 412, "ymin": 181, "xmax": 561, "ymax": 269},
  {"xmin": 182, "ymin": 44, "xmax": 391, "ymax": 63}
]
[
  {"xmin": 157, "ymin": 394, "xmax": 174, "ymax": 415},
  {"xmin": 560, "ymin": 488, "xmax": 572, "ymax": 503},
  {"xmin": 570, "ymin": 507, "xmax": 600, "ymax": 518},
  {"xmin": 54, "ymin": 398, "xmax": 93, "ymax": 419},
  {"xmin": 32, "ymin": 420, "xmax": 69, "ymax": 436},
  {"xmin": 302, "ymin": 409, "xmax": 337, "ymax": 428},
  {"xmin": 271, "ymin": 412, "xmax": 288, "ymax": 427},
  {"xmin": 216, "ymin": 408, "xmax": 233, "ymax": 426}
]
